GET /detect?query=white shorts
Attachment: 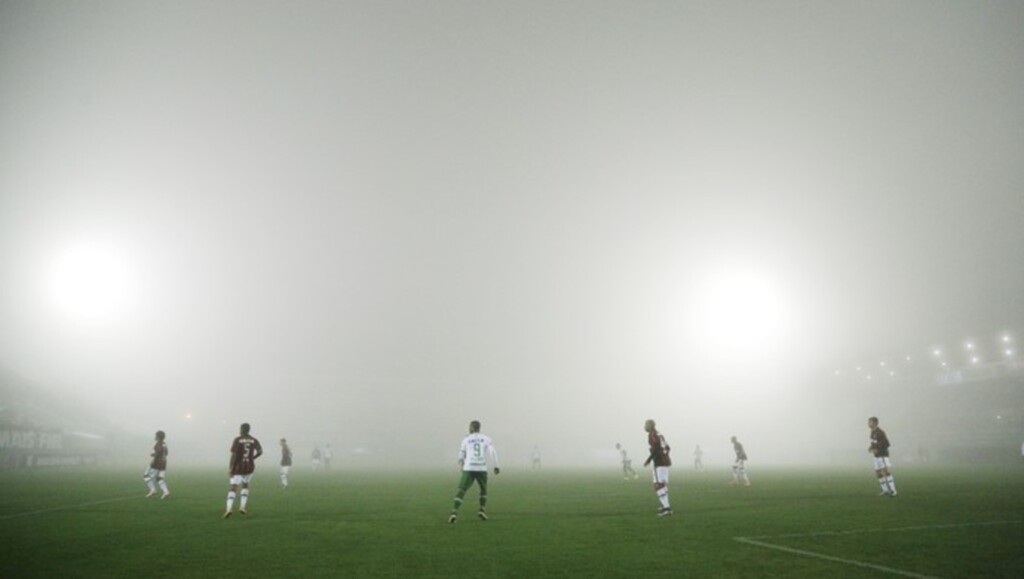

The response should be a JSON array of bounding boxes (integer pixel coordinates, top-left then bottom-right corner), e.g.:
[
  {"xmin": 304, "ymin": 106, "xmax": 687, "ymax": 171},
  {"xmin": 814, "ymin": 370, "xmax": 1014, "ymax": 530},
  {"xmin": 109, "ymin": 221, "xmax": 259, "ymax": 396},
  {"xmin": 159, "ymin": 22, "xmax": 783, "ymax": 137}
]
[
  {"xmin": 733, "ymin": 459, "xmax": 746, "ymax": 469},
  {"xmin": 651, "ymin": 466, "xmax": 670, "ymax": 484},
  {"xmin": 279, "ymin": 465, "xmax": 290, "ymax": 475},
  {"xmin": 143, "ymin": 467, "xmax": 165, "ymax": 480},
  {"xmin": 230, "ymin": 473, "xmax": 255, "ymax": 486},
  {"xmin": 872, "ymin": 456, "xmax": 892, "ymax": 471}
]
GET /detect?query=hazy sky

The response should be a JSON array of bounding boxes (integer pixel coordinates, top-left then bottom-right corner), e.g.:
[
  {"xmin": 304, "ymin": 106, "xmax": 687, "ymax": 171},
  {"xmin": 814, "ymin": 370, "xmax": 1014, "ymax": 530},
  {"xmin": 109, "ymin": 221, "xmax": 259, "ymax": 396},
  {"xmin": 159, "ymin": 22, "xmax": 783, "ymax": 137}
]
[{"xmin": 1, "ymin": 1, "xmax": 1022, "ymax": 465}]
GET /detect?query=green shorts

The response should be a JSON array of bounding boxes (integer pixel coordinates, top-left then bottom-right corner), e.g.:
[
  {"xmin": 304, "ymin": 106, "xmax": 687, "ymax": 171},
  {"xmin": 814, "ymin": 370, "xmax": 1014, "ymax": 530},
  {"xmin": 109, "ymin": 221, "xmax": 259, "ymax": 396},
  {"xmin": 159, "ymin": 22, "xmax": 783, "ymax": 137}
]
[{"xmin": 457, "ymin": 470, "xmax": 488, "ymax": 493}]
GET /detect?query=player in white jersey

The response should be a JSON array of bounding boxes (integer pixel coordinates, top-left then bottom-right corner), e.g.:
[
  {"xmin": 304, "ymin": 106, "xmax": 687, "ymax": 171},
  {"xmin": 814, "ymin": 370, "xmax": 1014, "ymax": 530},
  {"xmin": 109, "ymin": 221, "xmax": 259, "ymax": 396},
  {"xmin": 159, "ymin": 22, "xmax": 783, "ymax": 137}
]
[
  {"xmin": 616, "ymin": 443, "xmax": 638, "ymax": 479},
  {"xmin": 448, "ymin": 420, "xmax": 500, "ymax": 523}
]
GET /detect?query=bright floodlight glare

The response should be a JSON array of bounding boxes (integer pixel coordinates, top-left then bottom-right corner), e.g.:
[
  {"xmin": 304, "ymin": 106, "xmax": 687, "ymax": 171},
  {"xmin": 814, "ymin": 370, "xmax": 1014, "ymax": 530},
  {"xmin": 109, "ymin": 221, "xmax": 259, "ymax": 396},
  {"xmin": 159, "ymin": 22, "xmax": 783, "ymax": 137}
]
[
  {"xmin": 46, "ymin": 243, "xmax": 136, "ymax": 324},
  {"xmin": 693, "ymin": 267, "xmax": 792, "ymax": 359},
  {"xmin": 932, "ymin": 349, "xmax": 941, "ymax": 357},
  {"xmin": 879, "ymin": 361, "xmax": 886, "ymax": 366},
  {"xmin": 1002, "ymin": 335, "xmax": 1011, "ymax": 343},
  {"xmin": 905, "ymin": 355, "xmax": 911, "ymax": 361},
  {"xmin": 1007, "ymin": 349, "xmax": 1015, "ymax": 357},
  {"xmin": 966, "ymin": 342, "xmax": 975, "ymax": 350},
  {"xmin": 971, "ymin": 356, "xmax": 979, "ymax": 364}
]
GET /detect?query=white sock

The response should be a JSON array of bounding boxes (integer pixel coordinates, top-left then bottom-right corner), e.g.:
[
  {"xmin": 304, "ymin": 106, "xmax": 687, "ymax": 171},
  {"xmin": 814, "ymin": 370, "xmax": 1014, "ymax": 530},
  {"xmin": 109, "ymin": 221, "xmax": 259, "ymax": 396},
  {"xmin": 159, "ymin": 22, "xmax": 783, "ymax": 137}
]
[
  {"xmin": 657, "ymin": 487, "xmax": 670, "ymax": 509},
  {"xmin": 886, "ymin": 475, "xmax": 897, "ymax": 494},
  {"xmin": 878, "ymin": 478, "xmax": 889, "ymax": 494},
  {"xmin": 226, "ymin": 491, "xmax": 236, "ymax": 511},
  {"xmin": 159, "ymin": 479, "xmax": 169, "ymax": 494},
  {"xmin": 145, "ymin": 478, "xmax": 156, "ymax": 493},
  {"xmin": 240, "ymin": 489, "xmax": 249, "ymax": 509}
]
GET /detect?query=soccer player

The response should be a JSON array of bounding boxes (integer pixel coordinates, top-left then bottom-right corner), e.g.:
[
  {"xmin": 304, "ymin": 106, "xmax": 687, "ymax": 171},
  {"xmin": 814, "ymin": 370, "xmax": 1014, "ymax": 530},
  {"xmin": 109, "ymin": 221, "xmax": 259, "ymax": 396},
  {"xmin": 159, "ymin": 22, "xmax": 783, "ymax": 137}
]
[
  {"xmin": 531, "ymin": 445, "xmax": 542, "ymax": 470},
  {"xmin": 279, "ymin": 438, "xmax": 292, "ymax": 489},
  {"xmin": 615, "ymin": 442, "xmax": 638, "ymax": 479},
  {"xmin": 693, "ymin": 444, "xmax": 704, "ymax": 471},
  {"xmin": 729, "ymin": 436, "xmax": 750, "ymax": 487},
  {"xmin": 143, "ymin": 430, "xmax": 170, "ymax": 499},
  {"xmin": 448, "ymin": 420, "xmax": 500, "ymax": 523},
  {"xmin": 323, "ymin": 444, "xmax": 333, "ymax": 471},
  {"xmin": 642, "ymin": 420, "xmax": 673, "ymax": 516},
  {"xmin": 311, "ymin": 446, "xmax": 322, "ymax": 472},
  {"xmin": 869, "ymin": 416, "xmax": 897, "ymax": 496},
  {"xmin": 224, "ymin": 423, "xmax": 263, "ymax": 518}
]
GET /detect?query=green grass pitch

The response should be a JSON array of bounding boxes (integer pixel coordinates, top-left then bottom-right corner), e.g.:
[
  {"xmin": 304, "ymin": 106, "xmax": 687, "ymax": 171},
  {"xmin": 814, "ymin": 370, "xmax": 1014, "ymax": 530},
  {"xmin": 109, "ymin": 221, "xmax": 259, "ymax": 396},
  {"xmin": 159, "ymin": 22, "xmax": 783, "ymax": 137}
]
[{"xmin": 1, "ymin": 465, "xmax": 1022, "ymax": 577}]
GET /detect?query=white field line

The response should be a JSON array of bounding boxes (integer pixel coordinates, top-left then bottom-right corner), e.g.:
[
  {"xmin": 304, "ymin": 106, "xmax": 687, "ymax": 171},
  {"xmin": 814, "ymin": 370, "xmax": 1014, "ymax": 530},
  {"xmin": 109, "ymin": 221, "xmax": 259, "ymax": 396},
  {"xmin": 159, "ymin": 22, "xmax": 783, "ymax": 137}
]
[
  {"xmin": 734, "ymin": 537, "xmax": 938, "ymax": 579},
  {"xmin": 0, "ymin": 495, "xmax": 138, "ymax": 521},
  {"xmin": 734, "ymin": 520, "xmax": 1021, "ymax": 579},
  {"xmin": 743, "ymin": 519, "xmax": 1023, "ymax": 540}
]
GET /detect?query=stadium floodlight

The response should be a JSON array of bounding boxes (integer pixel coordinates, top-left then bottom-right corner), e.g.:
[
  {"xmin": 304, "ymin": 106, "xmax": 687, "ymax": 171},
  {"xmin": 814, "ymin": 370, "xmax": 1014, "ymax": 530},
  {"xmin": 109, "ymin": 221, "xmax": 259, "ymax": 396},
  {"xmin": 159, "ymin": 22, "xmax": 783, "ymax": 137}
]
[
  {"xmin": 905, "ymin": 355, "xmax": 912, "ymax": 362},
  {"xmin": 46, "ymin": 242, "xmax": 137, "ymax": 325},
  {"xmin": 971, "ymin": 356, "xmax": 979, "ymax": 364},
  {"xmin": 889, "ymin": 371, "xmax": 895, "ymax": 376},
  {"xmin": 1002, "ymin": 335, "xmax": 1012, "ymax": 343},
  {"xmin": 941, "ymin": 361, "xmax": 948, "ymax": 367},
  {"xmin": 932, "ymin": 349, "xmax": 942, "ymax": 357},
  {"xmin": 691, "ymin": 266, "xmax": 794, "ymax": 361},
  {"xmin": 1006, "ymin": 349, "xmax": 1015, "ymax": 357},
  {"xmin": 879, "ymin": 361, "xmax": 886, "ymax": 366}
]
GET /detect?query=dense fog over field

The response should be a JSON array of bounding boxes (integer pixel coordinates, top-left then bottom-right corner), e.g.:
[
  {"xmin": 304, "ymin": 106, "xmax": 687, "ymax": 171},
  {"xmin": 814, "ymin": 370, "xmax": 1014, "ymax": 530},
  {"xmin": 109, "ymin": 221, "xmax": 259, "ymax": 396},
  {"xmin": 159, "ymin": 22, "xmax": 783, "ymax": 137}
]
[{"xmin": 2, "ymin": 1, "xmax": 1023, "ymax": 469}]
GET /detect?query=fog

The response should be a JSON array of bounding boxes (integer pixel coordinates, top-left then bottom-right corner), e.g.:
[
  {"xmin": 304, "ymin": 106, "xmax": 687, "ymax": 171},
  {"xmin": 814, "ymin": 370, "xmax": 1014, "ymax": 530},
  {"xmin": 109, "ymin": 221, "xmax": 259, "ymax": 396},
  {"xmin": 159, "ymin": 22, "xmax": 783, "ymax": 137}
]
[{"xmin": 2, "ymin": 1, "xmax": 1023, "ymax": 469}]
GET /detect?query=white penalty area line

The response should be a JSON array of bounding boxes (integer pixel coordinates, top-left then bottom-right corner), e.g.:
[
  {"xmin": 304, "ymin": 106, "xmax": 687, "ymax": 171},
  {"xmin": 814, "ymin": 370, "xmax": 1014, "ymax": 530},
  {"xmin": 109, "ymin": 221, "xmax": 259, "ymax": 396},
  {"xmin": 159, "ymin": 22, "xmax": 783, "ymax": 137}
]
[
  {"xmin": 734, "ymin": 520, "xmax": 1021, "ymax": 579},
  {"xmin": 0, "ymin": 495, "xmax": 139, "ymax": 521}
]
